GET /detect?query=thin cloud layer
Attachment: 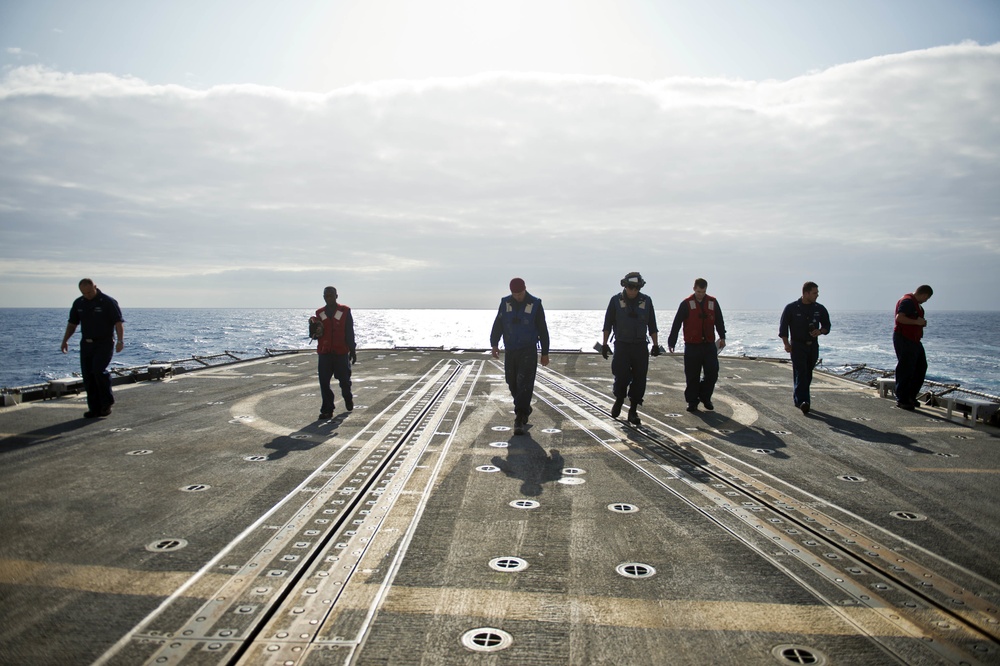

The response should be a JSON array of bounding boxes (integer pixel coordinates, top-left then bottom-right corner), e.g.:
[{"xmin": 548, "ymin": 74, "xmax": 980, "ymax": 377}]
[{"xmin": 1, "ymin": 42, "xmax": 998, "ymax": 309}]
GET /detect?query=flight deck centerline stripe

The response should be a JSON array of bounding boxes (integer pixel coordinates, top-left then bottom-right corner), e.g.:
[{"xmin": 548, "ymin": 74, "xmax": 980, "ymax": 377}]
[{"xmin": 93, "ymin": 359, "xmax": 457, "ymax": 666}]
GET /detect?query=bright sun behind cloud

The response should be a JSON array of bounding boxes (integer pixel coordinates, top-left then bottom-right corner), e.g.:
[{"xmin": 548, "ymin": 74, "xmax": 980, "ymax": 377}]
[
  {"xmin": 1, "ymin": 0, "xmax": 999, "ymax": 308},
  {"xmin": 293, "ymin": 0, "xmax": 672, "ymax": 91}
]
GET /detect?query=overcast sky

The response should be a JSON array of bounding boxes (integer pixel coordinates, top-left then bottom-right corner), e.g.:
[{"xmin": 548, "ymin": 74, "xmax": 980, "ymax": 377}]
[{"xmin": 2, "ymin": 0, "xmax": 999, "ymax": 310}]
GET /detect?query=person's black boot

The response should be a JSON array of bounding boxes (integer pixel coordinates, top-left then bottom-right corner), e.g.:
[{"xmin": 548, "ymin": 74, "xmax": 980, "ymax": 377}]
[
  {"xmin": 611, "ymin": 396, "xmax": 624, "ymax": 418},
  {"xmin": 514, "ymin": 414, "xmax": 525, "ymax": 435}
]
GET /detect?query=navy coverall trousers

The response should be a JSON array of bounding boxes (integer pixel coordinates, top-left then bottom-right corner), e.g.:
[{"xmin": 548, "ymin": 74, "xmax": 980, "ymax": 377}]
[
  {"xmin": 790, "ymin": 340, "xmax": 819, "ymax": 407},
  {"xmin": 612, "ymin": 341, "xmax": 649, "ymax": 405},
  {"xmin": 505, "ymin": 347, "xmax": 539, "ymax": 417},
  {"xmin": 893, "ymin": 332, "xmax": 927, "ymax": 405},
  {"xmin": 80, "ymin": 339, "xmax": 115, "ymax": 414}
]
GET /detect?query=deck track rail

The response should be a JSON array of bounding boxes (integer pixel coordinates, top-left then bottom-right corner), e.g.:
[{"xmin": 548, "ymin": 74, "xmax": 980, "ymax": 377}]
[
  {"xmin": 96, "ymin": 359, "xmax": 477, "ymax": 666},
  {"xmin": 533, "ymin": 367, "xmax": 1000, "ymax": 666}
]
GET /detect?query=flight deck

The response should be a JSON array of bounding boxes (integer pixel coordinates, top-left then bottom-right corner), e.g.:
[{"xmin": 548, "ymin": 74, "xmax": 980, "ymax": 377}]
[{"xmin": 1, "ymin": 349, "xmax": 998, "ymax": 665}]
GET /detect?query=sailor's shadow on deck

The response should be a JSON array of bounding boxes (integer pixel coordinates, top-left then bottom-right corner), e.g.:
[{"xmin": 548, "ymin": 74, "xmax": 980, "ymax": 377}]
[
  {"xmin": 263, "ymin": 414, "xmax": 348, "ymax": 460},
  {"xmin": 491, "ymin": 435, "xmax": 564, "ymax": 497},
  {"xmin": 617, "ymin": 421, "xmax": 714, "ymax": 467},
  {"xmin": 0, "ymin": 418, "xmax": 96, "ymax": 454},
  {"xmin": 808, "ymin": 410, "xmax": 930, "ymax": 452},
  {"xmin": 679, "ymin": 410, "xmax": 793, "ymax": 460},
  {"xmin": 714, "ymin": 425, "xmax": 791, "ymax": 460}
]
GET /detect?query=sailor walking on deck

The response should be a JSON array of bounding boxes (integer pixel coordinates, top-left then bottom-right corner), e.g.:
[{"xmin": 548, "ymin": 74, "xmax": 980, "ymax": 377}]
[
  {"xmin": 311, "ymin": 286, "xmax": 356, "ymax": 420},
  {"xmin": 60, "ymin": 278, "xmax": 124, "ymax": 418},
  {"xmin": 893, "ymin": 285, "xmax": 933, "ymax": 411},
  {"xmin": 667, "ymin": 278, "xmax": 726, "ymax": 412},
  {"xmin": 491, "ymin": 277, "xmax": 550, "ymax": 436},
  {"xmin": 602, "ymin": 271, "xmax": 660, "ymax": 425},
  {"xmin": 779, "ymin": 281, "xmax": 831, "ymax": 415}
]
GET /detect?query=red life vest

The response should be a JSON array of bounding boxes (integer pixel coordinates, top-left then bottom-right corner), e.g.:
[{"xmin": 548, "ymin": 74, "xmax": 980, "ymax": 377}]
[
  {"xmin": 894, "ymin": 294, "xmax": 924, "ymax": 342},
  {"xmin": 315, "ymin": 304, "xmax": 351, "ymax": 354},
  {"xmin": 682, "ymin": 294, "xmax": 718, "ymax": 344}
]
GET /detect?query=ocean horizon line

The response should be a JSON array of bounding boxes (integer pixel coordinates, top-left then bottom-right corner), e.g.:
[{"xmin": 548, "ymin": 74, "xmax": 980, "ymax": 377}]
[{"xmin": 2, "ymin": 306, "xmax": 998, "ymax": 314}]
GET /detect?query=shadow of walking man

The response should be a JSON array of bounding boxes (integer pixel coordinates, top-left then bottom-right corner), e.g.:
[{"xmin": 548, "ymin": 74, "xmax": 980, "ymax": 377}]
[
  {"xmin": 491, "ymin": 436, "xmax": 564, "ymax": 497},
  {"xmin": 264, "ymin": 414, "xmax": 347, "ymax": 460},
  {"xmin": 809, "ymin": 410, "xmax": 928, "ymax": 452}
]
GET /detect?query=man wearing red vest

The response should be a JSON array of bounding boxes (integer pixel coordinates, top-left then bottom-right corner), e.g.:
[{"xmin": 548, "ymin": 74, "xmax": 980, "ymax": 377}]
[
  {"xmin": 667, "ymin": 278, "xmax": 727, "ymax": 413},
  {"xmin": 310, "ymin": 286, "xmax": 357, "ymax": 420},
  {"xmin": 893, "ymin": 285, "xmax": 933, "ymax": 411}
]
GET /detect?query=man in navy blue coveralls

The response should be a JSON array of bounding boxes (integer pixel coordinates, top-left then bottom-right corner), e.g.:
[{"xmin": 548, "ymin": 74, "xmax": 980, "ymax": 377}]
[
  {"xmin": 491, "ymin": 277, "xmax": 550, "ymax": 435},
  {"xmin": 61, "ymin": 278, "xmax": 125, "ymax": 418},
  {"xmin": 778, "ymin": 281, "xmax": 830, "ymax": 415}
]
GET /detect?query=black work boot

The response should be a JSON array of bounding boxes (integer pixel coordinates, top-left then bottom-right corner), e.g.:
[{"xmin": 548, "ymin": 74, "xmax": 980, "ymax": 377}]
[
  {"xmin": 611, "ymin": 396, "xmax": 625, "ymax": 418},
  {"xmin": 514, "ymin": 414, "xmax": 525, "ymax": 435},
  {"xmin": 627, "ymin": 403, "xmax": 641, "ymax": 426}
]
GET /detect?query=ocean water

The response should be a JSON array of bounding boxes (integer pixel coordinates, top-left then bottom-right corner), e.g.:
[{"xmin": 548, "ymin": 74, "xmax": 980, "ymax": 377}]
[{"xmin": 1, "ymin": 308, "xmax": 998, "ymax": 396}]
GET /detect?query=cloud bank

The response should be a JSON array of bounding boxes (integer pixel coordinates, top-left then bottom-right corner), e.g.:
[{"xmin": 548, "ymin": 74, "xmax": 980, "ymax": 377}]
[{"xmin": 1, "ymin": 42, "xmax": 998, "ymax": 309}]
